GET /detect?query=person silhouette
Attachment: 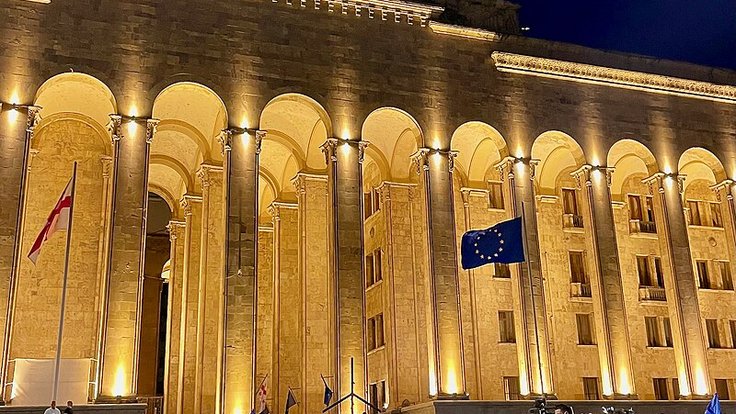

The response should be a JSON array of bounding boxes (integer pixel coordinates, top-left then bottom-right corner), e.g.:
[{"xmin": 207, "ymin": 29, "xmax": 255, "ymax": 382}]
[
  {"xmin": 62, "ymin": 400, "xmax": 73, "ymax": 414},
  {"xmin": 43, "ymin": 401, "xmax": 60, "ymax": 414}
]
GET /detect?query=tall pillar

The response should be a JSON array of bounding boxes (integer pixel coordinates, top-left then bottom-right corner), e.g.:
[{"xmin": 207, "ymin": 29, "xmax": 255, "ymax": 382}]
[
  {"xmin": 194, "ymin": 164, "xmax": 225, "ymax": 414},
  {"xmin": 293, "ymin": 173, "xmax": 333, "ymax": 414},
  {"xmin": 573, "ymin": 165, "xmax": 636, "ymax": 398},
  {"xmin": 711, "ymin": 180, "xmax": 736, "ymax": 285},
  {"xmin": 222, "ymin": 129, "xmax": 261, "ymax": 414},
  {"xmin": 411, "ymin": 148, "xmax": 466, "ymax": 398},
  {"xmin": 177, "ymin": 195, "xmax": 203, "ymax": 412},
  {"xmin": 496, "ymin": 157, "xmax": 554, "ymax": 397},
  {"xmin": 164, "ymin": 220, "xmax": 186, "ymax": 414},
  {"xmin": 99, "ymin": 115, "xmax": 158, "ymax": 399},
  {"xmin": 0, "ymin": 104, "xmax": 39, "ymax": 402},
  {"xmin": 269, "ymin": 202, "xmax": 300, "ymax": 414},
  {"xmin": 644, "ymin": 173, "xmax": 710, "ymax": 398},
  {"xmin": 321, "ymin": 138, "xmax": 368, "ymax": 412}
]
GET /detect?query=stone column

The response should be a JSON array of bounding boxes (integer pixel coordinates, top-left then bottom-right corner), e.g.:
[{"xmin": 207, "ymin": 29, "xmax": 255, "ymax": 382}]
[
  {"xmin": 496, "ymin": 157, "xmax": 554, "ymax": 397},
  {"xmin": 411, "ymin": 148, "xmax": 466, "ymax": 397},
  {"xmin": 293, "ymin": 173, "xmax": 333, "ymax": 414},
  {"xmin": 99, "ymin": 115, "xmax": 158, "ymax": 399},
  {"xmin": 222, "ymin": 129, "xmax": 262, "ymax": 414},
  {"xmin": 320, "ymin": 138, "xmax": 368, "ymax": 412},
  {"xmin": 644, "ymin": 173, "xmax": 710, "ymax": 398},
  {"xmin": 0, "ymin": 104, "xmax": 39, "ymax": 401},
  {"xmin": 177, "ymin": 195, "xmax": 203, "ymax": 412},
  {"xmin": 164, "ymin": 221, "xmax": 186, "ymax": 414},
  {"xmin": 573, "ymin": 165, "xmax": 636, "ymax": 398},
  {"xmin": 711, "ymin": 180, "xmax": 736, "ymax": 286},
  {"xmin": 269, "ymin": 202, "xmax": 300, "ymax": 414}
]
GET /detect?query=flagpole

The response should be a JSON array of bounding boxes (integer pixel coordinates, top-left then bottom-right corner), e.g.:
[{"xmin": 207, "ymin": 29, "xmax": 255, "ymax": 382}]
[{"xmin": 52, "ymin": 162, "xmax": 77, "ymax": 402}]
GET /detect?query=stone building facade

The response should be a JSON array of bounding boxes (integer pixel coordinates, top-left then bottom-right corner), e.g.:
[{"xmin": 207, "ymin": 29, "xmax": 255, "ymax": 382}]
[{"xmin": 1, "ymin": 0, "xmax": 736, "ymax": 413}]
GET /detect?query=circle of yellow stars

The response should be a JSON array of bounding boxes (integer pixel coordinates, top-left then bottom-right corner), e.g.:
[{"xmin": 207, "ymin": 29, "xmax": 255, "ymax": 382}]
[{"xmin": 474, "ymin": 227, "xmax": 505, "ymax": 262}]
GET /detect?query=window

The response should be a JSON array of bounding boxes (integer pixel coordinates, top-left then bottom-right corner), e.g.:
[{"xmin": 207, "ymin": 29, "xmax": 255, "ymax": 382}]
[
  {"xmin": 582, "ymin": 377, "xmax": 600, "ymax": 400},
  {"xmin": 653, "ymin": 378, "xmax": 669, "ymax": 400},
  {"xmin": 715, "ymin": 379, "xmax": 730, "ymax": 400},
  {"xmin": 576, "ymin": 313, "xmax": 595, "ymax": 345},
  {"xmin": 710, "ymin": 202, "xmax": 724, "ymax": 227},
  {"xmin": 369, "ymin": 380, "xmax": 387, "ymax": 413},
  {"xmin": 730, "ymin": 321, "xmax": 736, "ymax": 349},
  {"xmin": 663, "ymin": 317, "xmax": 673, "ymax": 347},
  {"xmin": 644, "ymin": 196, "xmax": 656, "ymax": 224},
  {"xmin": 498, "ymin": 311, "xmax": 516, "ymax": 343},
  {"xmin": 707, "ymin": 319, "xmax": 721, "ymax": 348},
  {"xmin": 503, "ymin": 376, "xmax": 521, "ymax": 400},
  {"xmin": 365, "ymin": 249, "xmax": 383, "ymax": 288},
  {"xmin": 363, "ymin": 188, "xmax": 380, "ymax": 219},
  {"xmin": 637, "ymin": 256, "xmax": 652, "ymax": 286},
  {"xmin": 629, "ymin": 195, "xmax": 656, "ymax": 233},
  {"xmin": 628, "ymin": 195, "xmax": 643, "ymax": 220},
  {"xmin": 697, "ymin": 261, "xmax": 711, "ymax": 289},
  {"xmin": 645, "ymin": 317, "xmax": 663, "ymax": 347},
  {"xmin": 688, "ymin": 201, "xmax": 702, "ymax": 226},
  {"xmin": 672, "ymin": 378, "xmax": 681, "ymax": 400},
  {"xmin": 654, "ymin": 257, "xmax": 665, "ymax": 288},
  {"xmin": 367, "ymin": 314, "xmax": 385, "ymax": 351},
  {"xmin": 489, "ymin": 181, "xmax": 504, "ymax": 209},
  {"xmin": 494, "ymin": 263, "xmax": 511, "ymax": 279},
  {"xmin": 569, "ymin": 252, "xmax": 588, "ymax": 284},
  {"xmin": 563, "ymin": 188, "xmax": 583, "ymax": 228},
  {"xmin": 719, "ymin": 262, "xmax": 733, "ymax": 290}
]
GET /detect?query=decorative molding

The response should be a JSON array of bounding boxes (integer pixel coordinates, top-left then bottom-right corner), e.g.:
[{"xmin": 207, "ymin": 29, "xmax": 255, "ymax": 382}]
[
  {"xmin": 273, "ymin": 0, "xmax": 442, "ymax": 26},
  {"xmin": 145, "ymin": 118, "xmax": 160, "ymax": 144},
  {"xmin": 495, "ymin": 156, "xmax": 539, "ymax": 182},
  {"xmin": 492, "ymin": 52, "xmax": 736, "ymax": 104},
  {"xmin": 196, "ymin": 164, "xmax": 224, "ymax": 189},
  {"xmin": 320, "ymin": 138, "xmax": 369, "ymax": 164},
  {"xmin": 166, "ymin": 221, "xmax": 186, "ymax": 242},
  {"xmin": 410, "ymin": 148, "xmax": 430, "ymax": 174},
  {"xmin": 108, "ymin": 114, "xmax": 122, "ymax": 144},
  {"xmin": 100, "ymin": 156, "xmax": 114, "ymax": 179},
  {"xmin": 180, "ymin": 194, "xmax": 203, "ymax": 216},
  {"xmin": 710, "ymin": 179, "xmax": 734, "ymax": 201},
  {"xmin": 26, "ymin": 105, "xmax": 41, "ymax": 139},
  {"xmin": 429, "ymin": 21, "xmax": 501, "ymax": 42},
  {"xmin": 642, "ymin": 172, "xmax": 686, "ymax": 195},
  {"xmin": 571, "ymin": 165, "xmax": 614, "ymax": 189}
]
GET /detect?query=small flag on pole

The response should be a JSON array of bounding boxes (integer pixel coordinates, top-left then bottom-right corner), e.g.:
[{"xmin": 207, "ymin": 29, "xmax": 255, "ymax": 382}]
[
  {"xmin": 705, "ymin": 393, "xmax": 721, "ymax": 414},
  {"xmin": 285, "ymin": 388, "xmax": 297, "ymax": 414},
  {"xmin": 321, "ymin": 374, "xmax": 333, "ymax": 406},
  {"xmin": 28, "ymin": 177, "xmax": 74, "ymax": 264},
  {"xmin": 461, "ymin": 216, "xmax": 525, "ymax": 270},
  {"xmin": 257, "ymin": 378, "xmax": 269, "ymax": 414}
]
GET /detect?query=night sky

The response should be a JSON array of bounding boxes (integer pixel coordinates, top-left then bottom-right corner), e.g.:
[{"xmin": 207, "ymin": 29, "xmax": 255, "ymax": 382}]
[{"xmin": 514, "ymin": 0, "xmax": 736, "ymax": 71}]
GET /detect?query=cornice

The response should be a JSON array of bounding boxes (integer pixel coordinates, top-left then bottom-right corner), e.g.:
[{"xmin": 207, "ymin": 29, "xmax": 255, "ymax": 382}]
[
  {"xmin": 492, "ymin": 52, "xmax": 736, "ymax": 104},
  {"xmin": 428, "ymin": 21, "xmax": 501, "ymax": 42},
  {"xmin": 273, "ymin": 0, "xmax": 442, "ymax": 26}
]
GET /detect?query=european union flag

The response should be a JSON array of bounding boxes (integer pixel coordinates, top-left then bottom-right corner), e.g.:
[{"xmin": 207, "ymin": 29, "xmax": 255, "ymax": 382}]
[
  {"xmin": 705, "ymin": 393, "xmax": 721, "ymax": 414},
  {"xmin": 461, "ymin": 217, "xmax": 525, "ymax": 270}
]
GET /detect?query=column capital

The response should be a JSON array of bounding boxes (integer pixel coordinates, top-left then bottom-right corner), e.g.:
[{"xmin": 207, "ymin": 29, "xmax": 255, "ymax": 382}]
[
  {"xmin": 320, "ymin": 137, "xmax": 369, "ymax": 165},
  {"xmin": 166, "ymin": 220, "xmax": 186, "ymax": 242},
  {"xmin": 26, "ymin": 105, "xmax": 41, "ymax": 138},
  {"xmin": 145, "ymin": 118, "xmax": 160, "ymax": 143},
  {"xmin": 571, "ymin": 165, "xmax": 614, "ymax": 189},
  {"xmin": 196, "ymin": 164, "xmax": 224, "ymax": 189},
  {"xmin": 459, "ymin": 187, "xmax": 488, "ymax": 206},
  {"xmin": 642, "ymin": 172, "xmax": 686, "ymax": 195},
  {"xmin": 108, "ymin": 114, "xmax": 123, "ymax": 143},
  {"xmin": 180, "ymin": 194, "xmax": 203, "ymax": 216},
  {"xmin": 107, "ymin": 115, "xmax": 158, "ymax": 143},
  {"xmin": 100, "ymin": 156, "xmax": 114, "ymax": 179},
  {"xmin": 220, "ymin": 127, "xmax": 266, "ymax": 155},
  {"xmin": 495, "ymin": 156, "xmax": 540, "ymax": 181},
  {"xmin": 291, "ymin": 172, "xmax": 327, "ymax": 196},
  {"xmin": 411, "ymin": 147, "xmax": 459, "ymax": 173},
  {"xmin": 710, "ymin": 179, "xmax": 735, "ymax": 201},
  {"xmin": 267, "ymin": 201, "xmax": 297, "ymax": 222}
]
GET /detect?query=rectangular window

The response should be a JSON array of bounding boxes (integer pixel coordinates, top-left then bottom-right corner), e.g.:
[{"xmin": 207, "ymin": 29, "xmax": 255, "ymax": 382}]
[
  {"xmin": 697, "ymin": 261, "xmax": 711, "ymax": 289},
  {"xmin": 372, "ymin": 188, "xmax": 381, "ymax": 216},
  {"xmin": 637, "ymin": 255, "xmax": 652, "ymax": 286},
  {"xmin": 688, "ymin": 201, "xmax": 702, "ymax": 226},
  {"xmin": 369, "ymin": 381, "xmax": 386, "ymax": 414},
  {"xmin": 365, "ymin": 253, "xmax": 375, "ymax": 288},
  {"xmin": 707, "ymin": 319, "xmax": 721, "ymax": 348},
  {"xmin": 720, "ymin": 261, "xmax": 733, "ymax": 290},
  {"xmin": 644, "ymin": 196, "xmax": 656, "ymax": 225},
  {"xmin": 499, "ymin": 311, "xmax": 516, "ymax": 343},
  {"xmin": 672, "ymin": 378, "xmax": 681, "ymax": 400},
  {"xmin": 569, "ymin": 251, "xmax": 588, "ymax": 284},
  {"xmin": 654, "ymin": 257, "xmax": 665, "ymax": 288},
  {"xmin": 730, "ymin": 321, "xmax": 736, "ymax": 349},
  {"xmin": 645, "ymin": 316, "xmax": 662, "ymax": 347},
  {"xmin": 582, "ymin": 377, "xmax": 600, "ymax": 400},
  {"xmin": 489, "ymin": 181, "xmax": 504, "ymax": 209},
  {"xmin": 375, "ymin": 314, "xmax": 385, "ymax": 348},
  {"xmin": 653, "ymin": 378, "xmax": 669, "ymax": 400},
  {"xmin": 367, "ymin": 317, "xmax": 376, "ymax": 351},
  {"xmin": 576, "ymin": 313, "xmax": 595, "ymax": 345},
  {"xmin": 563, "ymin": 188, "xmax": 579, "ymax": 215},
  {"xmin": 663, "ymin": 317, "xmax": 673, "ymax": 347},
  {"xmin": 628, "ymin": 195, "xmax": 643, "ymax": 220},
  {"xmin": 364, "ymin": 192, "xmax": 372, "ymax": 220},
  {"xmin": 374, "ymin": 249, "xmax": 383, "ymax": 284},
  {"xmin": 716, "ymin": 379, "xmax": 730, "ymax": 400},
  {"xmin": 710, "ymin": 202, "xmax": 723, "ymax": 228},
  {"xmin": 494, "ymin": 263, "xmax": 511, "ymax": 279},
  {"xmin": 503, "ymin": 376, "xmax": 520, "ymax": 400}
]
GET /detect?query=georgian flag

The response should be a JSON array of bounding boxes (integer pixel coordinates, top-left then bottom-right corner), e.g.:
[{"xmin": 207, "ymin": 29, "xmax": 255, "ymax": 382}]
[
  {"xmin": 257, "ymin": 380, "xmax": 269, "ymax": 414},
  {"xmin": 27, "ymin": 178, "xmax": 73, "ymax": 264}
]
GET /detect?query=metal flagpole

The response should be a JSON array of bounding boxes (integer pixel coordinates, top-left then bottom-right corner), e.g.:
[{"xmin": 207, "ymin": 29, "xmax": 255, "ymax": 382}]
[{"xmin": 52, "ymin": 162, "xmax": 78, "ymax": 401}]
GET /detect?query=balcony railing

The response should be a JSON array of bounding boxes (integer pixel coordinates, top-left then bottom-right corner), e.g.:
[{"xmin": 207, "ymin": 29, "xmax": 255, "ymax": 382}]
[
  {"xmin": 571, "ymin": 282, "xmax": 592, "ymax": 298},
  {"xmin": 563, "ymin": 213, "xmax": 584, "ymax": 229},
  {"xmin": 639, "ymin": 286, "xmax": 667, "ymax": 302},
  {"xmin": 137, "ymin": 396, "xmax": 164, "ymax": 414},
  {"xmin": 629, "ymin": 219, "xmax": 657, "ymax": 234}
]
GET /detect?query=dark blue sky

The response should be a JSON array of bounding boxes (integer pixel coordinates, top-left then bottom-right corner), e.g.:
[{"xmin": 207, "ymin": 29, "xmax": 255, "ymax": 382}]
[{"xmin": 515, "ymin": 0, "xmax": 736, "ymax": 71}]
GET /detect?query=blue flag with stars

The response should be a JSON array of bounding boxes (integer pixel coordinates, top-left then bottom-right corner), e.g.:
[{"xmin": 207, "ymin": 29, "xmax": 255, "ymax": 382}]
[
  {"xmin": 705, "ymin": 393, "xmax": 721, "ymax": 414},
  {"xmin": 461, "ymin": 217, "xmax": 525, "ymax": 269}
]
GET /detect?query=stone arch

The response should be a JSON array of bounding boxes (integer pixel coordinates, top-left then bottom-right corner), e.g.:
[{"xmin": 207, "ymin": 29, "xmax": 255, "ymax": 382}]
[
  {"xmin": 361, "ymin": 107, "xmax": 423, "ymax": 182},
  {"xmin": 531, "ymin": 131, "xmax": 586, "ymax": 195},
  {"xmin": 148, "ymin": 183, "xmax": 180, "ymax": 218},
  {"xmin": 678, "ymin": 147, "xmax": 728, "ymax": 193},
  {"xmin": 260, "ymin": 93, "xmax": 332, "ymax": 171},
  {"xmin": 450, "ymin": 121, "xmax": 509, "ymax": 188},
  {"xmin": 149, "ymin": 154, "xmax": 195, "ymax": 193},
  {"xmin": 607, "ymin": 139, "xmax": 659, "ymax": 199}
]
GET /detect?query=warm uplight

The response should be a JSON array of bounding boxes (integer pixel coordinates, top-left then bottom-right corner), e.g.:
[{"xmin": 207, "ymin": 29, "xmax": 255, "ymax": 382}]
[
  {"xmin": 341, "ymin": 128, "xmax": 351, "ymax": 141},
  {"xmin": 445, "ymin": 363, "xmax": 459, "ymax": 394},
  {"xmin": 617, "ymin": 369, "xmax": 632, "ymax": 396},
  {"xmin": 233, "ymin": 405, "xmax": 243, "ymax": 414},
  {"xmin": 125, "ymin": 119, "xmax": 139, "ymax": 136},
  {"xmin": 113, "ymin": 364, "xmax": 128, "ymax": 396},
  {"xmin": 6, "ymin": 106, "xmax": 20, "ymax": 123},
  {"xmin": 694, "ymin": 366, "xmax": 709, "ymax": 396},
  {"xmin": 128, "ymin": 105, "xmax": 139, "ymax": 118},
  {"xmin": 428, "ymin": 370, "xmax": 438, "ymax": 397}
]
